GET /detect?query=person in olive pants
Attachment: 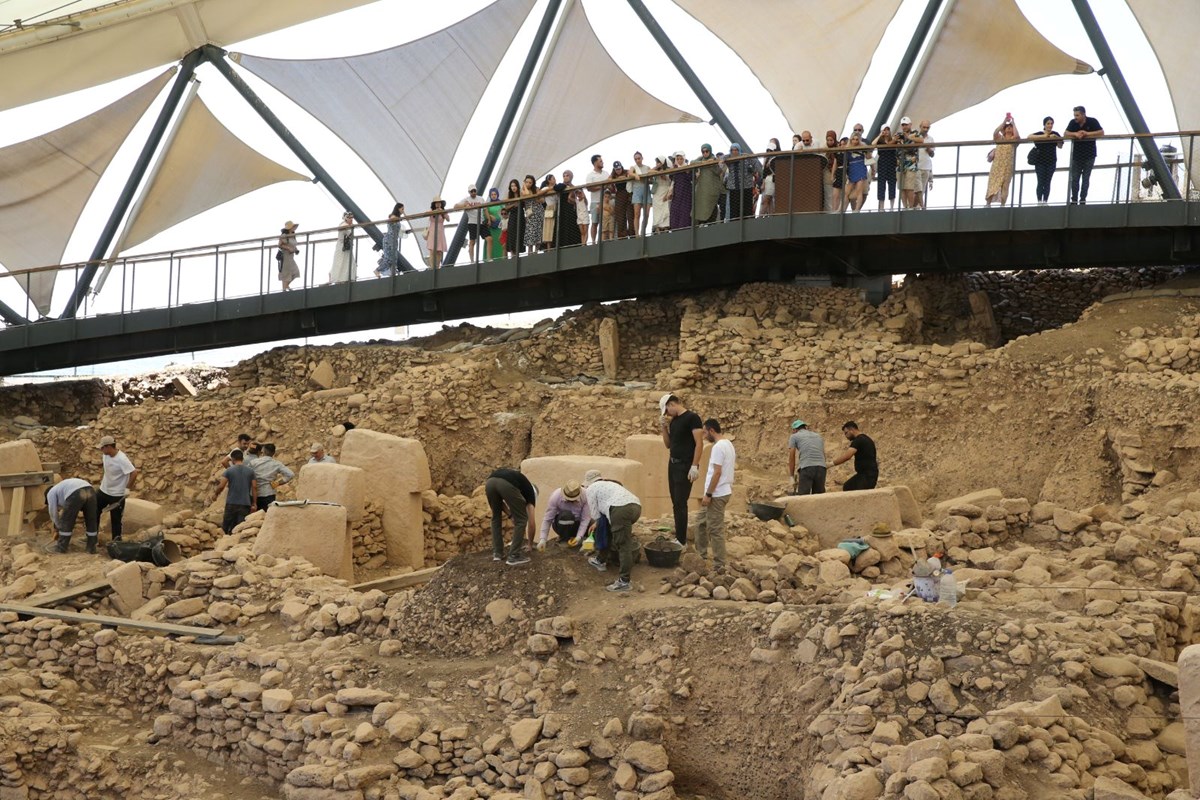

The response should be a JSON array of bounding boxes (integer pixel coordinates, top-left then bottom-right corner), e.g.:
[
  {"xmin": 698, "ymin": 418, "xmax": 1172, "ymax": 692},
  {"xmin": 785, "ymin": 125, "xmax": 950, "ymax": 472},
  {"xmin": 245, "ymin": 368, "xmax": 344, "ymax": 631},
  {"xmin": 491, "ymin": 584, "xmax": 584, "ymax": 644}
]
[{"xmin": 485, "ymin": 468, "xmax": 538, "ymax": 566}]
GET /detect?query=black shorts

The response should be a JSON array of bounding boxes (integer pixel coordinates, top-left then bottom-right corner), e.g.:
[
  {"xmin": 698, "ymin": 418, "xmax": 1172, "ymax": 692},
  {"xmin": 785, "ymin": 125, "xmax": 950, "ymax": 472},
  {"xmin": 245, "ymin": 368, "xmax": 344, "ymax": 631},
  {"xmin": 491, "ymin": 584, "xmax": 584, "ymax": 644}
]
[{"xmin": 467, "ymin": 223, "xmax": 480, "ymax": 238}]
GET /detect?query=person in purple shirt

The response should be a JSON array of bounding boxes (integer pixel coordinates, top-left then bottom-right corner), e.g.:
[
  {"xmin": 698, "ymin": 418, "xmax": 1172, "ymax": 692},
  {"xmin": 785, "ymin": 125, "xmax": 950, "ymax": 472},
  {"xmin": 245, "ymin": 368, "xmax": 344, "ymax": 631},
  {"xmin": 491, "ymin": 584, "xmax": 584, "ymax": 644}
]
[{"xmin": 537, "ymin": 480, "xmax": 591, "ymax": 550}]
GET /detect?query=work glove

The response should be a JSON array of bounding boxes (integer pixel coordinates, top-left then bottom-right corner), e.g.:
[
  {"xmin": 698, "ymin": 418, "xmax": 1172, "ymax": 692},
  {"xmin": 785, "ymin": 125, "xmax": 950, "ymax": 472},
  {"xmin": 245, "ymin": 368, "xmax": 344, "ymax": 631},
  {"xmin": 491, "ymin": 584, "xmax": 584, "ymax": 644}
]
[
  {"xmin": 536, "ymin": 540, "xmax": 546, "ymax": 552},
  {"xmin": 687, "ymin": 465, "xmax": 699, "ymax": 482}
]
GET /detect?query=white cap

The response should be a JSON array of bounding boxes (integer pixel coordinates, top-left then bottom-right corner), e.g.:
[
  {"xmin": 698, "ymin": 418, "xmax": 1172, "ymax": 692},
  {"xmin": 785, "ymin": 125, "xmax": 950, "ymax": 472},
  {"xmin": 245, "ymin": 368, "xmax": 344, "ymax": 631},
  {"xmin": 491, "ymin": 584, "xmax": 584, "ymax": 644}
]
[
  {"xmin": 658, "ymin": 393, "xmax": 673, "ymax": 415},
  {"xmin": 900, "ymin": 116, "xmax": 912, "ymax": 125}
]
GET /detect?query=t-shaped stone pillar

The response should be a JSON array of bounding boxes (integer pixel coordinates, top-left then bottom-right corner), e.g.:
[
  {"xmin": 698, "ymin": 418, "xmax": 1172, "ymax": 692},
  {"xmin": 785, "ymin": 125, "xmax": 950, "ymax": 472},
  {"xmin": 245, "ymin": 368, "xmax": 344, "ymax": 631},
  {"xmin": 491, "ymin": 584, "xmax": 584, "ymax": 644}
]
[
  {"xmin": 339, "ymin": 429, "xmax": 431, "ymax": 568},
  {"xmin": 1178, "ymin": 644, "xmax": 1200, "ymax": 796}
]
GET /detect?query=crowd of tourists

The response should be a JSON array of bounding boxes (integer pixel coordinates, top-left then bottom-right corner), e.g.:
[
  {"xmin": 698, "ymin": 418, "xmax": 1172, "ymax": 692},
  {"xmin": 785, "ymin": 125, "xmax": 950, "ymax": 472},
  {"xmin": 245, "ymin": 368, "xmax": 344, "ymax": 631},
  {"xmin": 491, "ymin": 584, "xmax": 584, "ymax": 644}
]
[{"xmin": 277, "ymin": 105, "xmax": 1104, "ymax": 283}]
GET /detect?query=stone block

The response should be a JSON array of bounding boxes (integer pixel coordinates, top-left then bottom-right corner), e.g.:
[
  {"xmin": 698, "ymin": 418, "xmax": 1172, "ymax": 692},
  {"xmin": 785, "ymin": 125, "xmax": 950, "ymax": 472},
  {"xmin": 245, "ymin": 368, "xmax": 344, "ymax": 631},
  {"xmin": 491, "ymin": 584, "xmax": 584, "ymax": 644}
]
[
  {"xmin": 253, "ymin": 503, "xmax": 352, "ymax": 580},
  {"xmin": 932, "ymin": 488, "xmax": 1002, "ymax": 520},
  {"xmin": 120, "ymin": 498, "xmax": 163, "ymax": 534},
  {"xmin": 297, "ymin": 463, "xmax": 366, "ymax": 522},
  {"xmin": 340, "ymin": 429, "xmax": 429, "ymax": 567},
  {"xmin": 889, "ymin": 485, "xmax": 922, "ymax": 527},
  {"xmin": 171, "ymin": 376, "xmax": 198, "ymax": 397},
  {"xmin": 0, "ymin": 439, "xmax": 45, "ymax": 513},
  {"xmin": 309, "ymin": 360, "xmax": 335, "ymax": 389},
  {"xmin": 774, "ymin": 489, "xmax": 903, "ymax": 550},
  {"xmin": 107, "ymin": 561, "xmax": 145, "ymax": 614},
  {"xmin": 520, "ymin": 455, "xmax": 643, "ymax": 522}
]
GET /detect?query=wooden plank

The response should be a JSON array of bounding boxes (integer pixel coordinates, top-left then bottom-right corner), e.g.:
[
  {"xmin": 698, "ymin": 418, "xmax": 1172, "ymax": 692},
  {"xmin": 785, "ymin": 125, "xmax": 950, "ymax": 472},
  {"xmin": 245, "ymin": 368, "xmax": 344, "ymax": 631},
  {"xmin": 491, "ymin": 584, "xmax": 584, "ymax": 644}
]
[
  {"xmin": 0, "ymin": 602, "xmax": 243, "ymax": 645},
  {"xmin": 0, "ymin": 471, "xmax": 53, "ymax": 489},
  {"xmin": 349, "ymin": 565, "xmax": 442, "ymax": 593},
  {"xmin": 23, "ymin": 578, "xmax": 112, "ymax": 608},
  {"xmin": 6, "ymin": 486, "xmax": 24, "ymax": 536}
]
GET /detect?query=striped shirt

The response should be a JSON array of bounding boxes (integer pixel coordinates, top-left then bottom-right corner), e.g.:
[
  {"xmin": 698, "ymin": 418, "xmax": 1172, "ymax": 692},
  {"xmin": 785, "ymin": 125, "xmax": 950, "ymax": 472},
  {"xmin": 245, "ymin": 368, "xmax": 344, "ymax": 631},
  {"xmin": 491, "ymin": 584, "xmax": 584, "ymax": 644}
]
[{"xmin": 585, "ymin": 480, "xmax": 640, "ymax": 520}]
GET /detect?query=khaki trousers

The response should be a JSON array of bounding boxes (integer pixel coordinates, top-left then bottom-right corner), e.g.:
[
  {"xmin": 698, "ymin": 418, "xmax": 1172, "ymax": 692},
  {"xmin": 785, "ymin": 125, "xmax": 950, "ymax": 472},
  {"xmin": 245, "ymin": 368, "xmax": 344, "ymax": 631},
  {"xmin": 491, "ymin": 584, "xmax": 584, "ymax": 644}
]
[{"xmin": 695, "ymin": 495, "xmax": 729, "ymax": 566}]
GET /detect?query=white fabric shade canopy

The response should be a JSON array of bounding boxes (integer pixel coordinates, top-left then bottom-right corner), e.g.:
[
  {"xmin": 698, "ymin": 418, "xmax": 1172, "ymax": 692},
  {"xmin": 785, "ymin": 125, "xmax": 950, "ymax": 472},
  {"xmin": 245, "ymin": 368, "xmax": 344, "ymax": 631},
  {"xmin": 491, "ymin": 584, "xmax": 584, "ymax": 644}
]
[
  {"xmin": 0, "ymin": 0, "xmax": 379, "ymax": 112},
  {"xmin": 671, "ymin": 0, "xmax": 903, "ymax": 135},
  {"xmin": 900, "ymin": 0, "xmax": 1092, "ymax": 127},
  {"xmin": 0, "ymin": 69, "xmax": 174, "ymax": 316},
  {"xmin": 120, "ymin": 94, "xmax": 310, "ymax": 251},
  {"xmin": 235, "ymin": 0, "xmax": 537, "ymax": 214},
  {"xmin": 1125, "ymin": 0, "xmax": 1199, "ymax": 191},
  {"xmin": 495, "ymin": 0, "xmax": 701, "ymax": 184}
]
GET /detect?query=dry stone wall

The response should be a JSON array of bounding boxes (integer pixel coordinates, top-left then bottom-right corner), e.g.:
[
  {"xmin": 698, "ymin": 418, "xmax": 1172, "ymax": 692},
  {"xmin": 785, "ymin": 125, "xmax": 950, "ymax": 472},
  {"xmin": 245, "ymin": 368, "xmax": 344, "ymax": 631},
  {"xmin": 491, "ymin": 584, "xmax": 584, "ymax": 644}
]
[
  {"xmin": 512, "ymin": 298, "xmax": 682, "ymax": 382},
  {"xmin": 0, "ymin": 378, "xmax": 112, "ymax": 428},
  {"xmin": 664, "ymin": 283, "xmax": 994, "ymax": 400},
  {"xmin": 967, "ymin": 267, "xmax": 1184, "ymax": 341}
]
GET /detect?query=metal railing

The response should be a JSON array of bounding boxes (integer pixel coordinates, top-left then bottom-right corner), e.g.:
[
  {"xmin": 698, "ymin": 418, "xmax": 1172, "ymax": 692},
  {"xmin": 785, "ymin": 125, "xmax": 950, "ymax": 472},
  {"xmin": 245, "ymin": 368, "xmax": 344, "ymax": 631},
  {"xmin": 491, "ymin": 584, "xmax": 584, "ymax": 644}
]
[{"xmin": 0, "ymin": 131, "xmax": 1195, "ymax": 327}]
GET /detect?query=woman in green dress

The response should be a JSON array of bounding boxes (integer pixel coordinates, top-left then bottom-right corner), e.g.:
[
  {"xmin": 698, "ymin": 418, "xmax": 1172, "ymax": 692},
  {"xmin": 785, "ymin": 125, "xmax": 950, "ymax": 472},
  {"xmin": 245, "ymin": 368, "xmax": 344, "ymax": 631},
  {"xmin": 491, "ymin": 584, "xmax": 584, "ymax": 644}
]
[{"xmin": 484, "ymin": 188, "xmax": 504, "ymax": 261}]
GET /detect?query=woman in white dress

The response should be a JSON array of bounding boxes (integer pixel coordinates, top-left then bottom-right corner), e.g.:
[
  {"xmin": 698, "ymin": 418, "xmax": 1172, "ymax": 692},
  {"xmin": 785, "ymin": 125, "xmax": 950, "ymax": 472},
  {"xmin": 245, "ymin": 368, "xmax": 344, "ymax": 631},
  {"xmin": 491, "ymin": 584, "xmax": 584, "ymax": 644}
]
[
  {"xmin": 650, "ymin": 156, "xmax": 671, "ymax": 233},
  {"xmin": 330, "ymin": 211, "xmax": 357, "ymax": 283}
]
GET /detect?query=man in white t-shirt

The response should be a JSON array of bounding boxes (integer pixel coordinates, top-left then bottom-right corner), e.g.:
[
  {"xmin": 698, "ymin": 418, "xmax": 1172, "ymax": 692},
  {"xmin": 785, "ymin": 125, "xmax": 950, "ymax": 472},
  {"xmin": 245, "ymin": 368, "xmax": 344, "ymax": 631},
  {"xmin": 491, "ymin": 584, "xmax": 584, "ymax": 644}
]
[
  {"xmin": 96, "ymin": 435, "xmax": 138, "ymax": 542},
  {"xmin": 916, "ymin": 120, "xmax": 934, "ymax": 209},
  {"xmin": 585, "ymin": 153, "xmax": 605, "ymax": 245},
  {"xmin": 697, "ymin": 418, "xmax": 735, "ymax": 567},
  {"xmin": 453, "ymin": 185, "xmax": 484, "ymax": 263}
]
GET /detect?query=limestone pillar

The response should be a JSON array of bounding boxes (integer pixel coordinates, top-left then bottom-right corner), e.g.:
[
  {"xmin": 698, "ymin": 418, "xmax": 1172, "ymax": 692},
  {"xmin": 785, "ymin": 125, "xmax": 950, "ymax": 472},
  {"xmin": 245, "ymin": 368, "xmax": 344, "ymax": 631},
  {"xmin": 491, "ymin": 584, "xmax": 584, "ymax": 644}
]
[
  {"xmin": 624, "ymin": 434, "xmax": 711, "ymax": 520},
  {"xmin": 519, "ymin": 455, "xmax": 643, "ymax": 524},
  {"xmin": 297, "ymin": 463, "xmax": 366, "ymax": 522},
  {"xmin": 598, "ymin": 318, "xmax": 620, "ymax": 380},
  {"xmin": 0, "ymin": 440, "xmax": 46, "ymax": 535},
  {"xmin": 339, "ymin": 429, "xmax": 431, "ymax": 568},
  {"xmin": 1178, "ymin": 644, "xmax": 1200, "ymax": 796}
]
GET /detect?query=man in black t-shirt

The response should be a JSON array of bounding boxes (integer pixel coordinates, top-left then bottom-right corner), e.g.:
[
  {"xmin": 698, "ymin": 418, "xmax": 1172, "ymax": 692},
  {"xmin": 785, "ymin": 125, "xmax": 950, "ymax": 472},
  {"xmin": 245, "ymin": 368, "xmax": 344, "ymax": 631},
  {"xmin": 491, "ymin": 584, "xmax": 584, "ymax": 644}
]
[
  {"xmin": 832, "ymin": 421, "xmax": 878, "ymax": 491},
  {"xmin": 659, "ymin": 393, "xmax": 703, "ymax": 545},
  {"xmin": 485, "ymin": 468, "xmax": 538, "ymax": 566},
  {"xmin": 1065, "ymin": 105, "xmax": 1103, "ymax": 204}
]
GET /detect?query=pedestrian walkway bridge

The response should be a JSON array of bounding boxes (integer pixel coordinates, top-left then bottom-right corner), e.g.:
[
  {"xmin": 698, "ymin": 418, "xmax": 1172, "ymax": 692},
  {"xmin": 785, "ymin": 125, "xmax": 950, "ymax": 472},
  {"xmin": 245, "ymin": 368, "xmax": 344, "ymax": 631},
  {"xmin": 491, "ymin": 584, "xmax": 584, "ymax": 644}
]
[{"xmin": 1, "ymin": 137, "xmax": 1198, "ymax": 375}]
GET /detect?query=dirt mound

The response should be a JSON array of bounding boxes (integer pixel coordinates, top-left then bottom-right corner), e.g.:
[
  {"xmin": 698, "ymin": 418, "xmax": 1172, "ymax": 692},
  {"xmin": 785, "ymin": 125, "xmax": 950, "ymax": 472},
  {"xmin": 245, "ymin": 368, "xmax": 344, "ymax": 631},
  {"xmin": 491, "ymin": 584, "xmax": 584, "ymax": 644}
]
[
  {"xmin": 394, "ymin": 550, "xmax": 581, "ymax": 657},
  {"xmin": 1001, "ymin": 294, "xmax": 1199, "ymax": 368}
]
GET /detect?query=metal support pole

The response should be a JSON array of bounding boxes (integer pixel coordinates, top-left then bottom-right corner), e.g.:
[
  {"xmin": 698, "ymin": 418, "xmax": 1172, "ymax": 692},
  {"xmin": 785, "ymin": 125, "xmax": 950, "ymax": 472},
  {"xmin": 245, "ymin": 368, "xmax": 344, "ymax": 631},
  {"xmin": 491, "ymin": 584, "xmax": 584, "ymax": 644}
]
[
  {"xmin": 0, "ymin": 297, "xmax": 25, "ymax": 326},
  {"xmin": 626, "ymin": 0, "xmax": 747, "ymax": 148},
  {"xmin": 867, "ymin": 0, "xmax": 944, "ymax": 141},
  {"xmin": 1069, "ymin": 0, "xmax": 1179, "ymax": 200},
  {"xmin": 202, "ymin": 45, "xmax": 417, "ymax": 268},
  {"xmin": 444, "ymin": 0, "xmax": 564, "ymax": 267},
  {"xmin": 96, "ymin": 78, "xmax": 202, "ymax": 300},
  {"xmin": 60, "ymin": 53, "xmax": 200, "ymax": 319}
]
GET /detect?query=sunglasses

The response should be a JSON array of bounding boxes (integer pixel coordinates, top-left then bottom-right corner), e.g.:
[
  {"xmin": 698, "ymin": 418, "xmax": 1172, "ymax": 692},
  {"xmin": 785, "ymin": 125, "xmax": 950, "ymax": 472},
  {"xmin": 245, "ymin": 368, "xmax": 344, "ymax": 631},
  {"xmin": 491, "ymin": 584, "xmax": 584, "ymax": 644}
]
[{"xmin": 853, "ymin": 128, "xmax": 863, "ymax": 132}]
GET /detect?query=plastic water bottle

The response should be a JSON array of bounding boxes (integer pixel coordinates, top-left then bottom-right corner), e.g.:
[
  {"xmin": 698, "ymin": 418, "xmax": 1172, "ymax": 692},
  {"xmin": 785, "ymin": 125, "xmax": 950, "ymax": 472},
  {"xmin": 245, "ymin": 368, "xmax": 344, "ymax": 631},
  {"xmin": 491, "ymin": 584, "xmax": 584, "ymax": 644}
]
[{"xmin": 939, "ymin": 569, "xmax": 957, "ymax": 607}]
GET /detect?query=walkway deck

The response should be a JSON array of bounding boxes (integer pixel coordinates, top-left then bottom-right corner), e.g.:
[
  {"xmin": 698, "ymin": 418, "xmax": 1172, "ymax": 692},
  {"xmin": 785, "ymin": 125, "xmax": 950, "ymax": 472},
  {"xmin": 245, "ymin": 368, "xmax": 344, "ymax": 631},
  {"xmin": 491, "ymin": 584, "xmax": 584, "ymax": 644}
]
[{"xmin": 2, "ymin": 202, "xmax": 1197, "ymax": 374}]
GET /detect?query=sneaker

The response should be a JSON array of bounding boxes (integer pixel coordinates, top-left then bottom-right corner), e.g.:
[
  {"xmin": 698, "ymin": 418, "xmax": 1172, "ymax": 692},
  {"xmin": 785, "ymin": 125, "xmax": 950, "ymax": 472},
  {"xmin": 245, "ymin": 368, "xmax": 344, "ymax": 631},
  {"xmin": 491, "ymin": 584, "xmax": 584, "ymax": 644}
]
[
  {"xmin": 492, "ymin": 554, "xmax": 502, "ymax": 562},
  {"xmin": 506, "ymin": 554, "xmax": 531, "ymax": 566},
  {"xmin": 587, "ymin": 556, "xmax": 607, "ymax": 572},
  {"xmin": 605, "ymin": 578, "xmax": 631, "ymax": 593}
]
